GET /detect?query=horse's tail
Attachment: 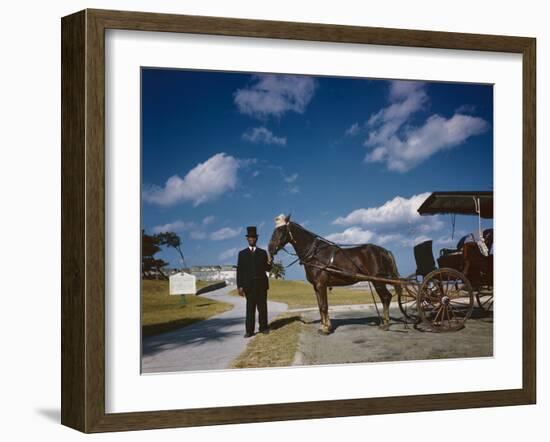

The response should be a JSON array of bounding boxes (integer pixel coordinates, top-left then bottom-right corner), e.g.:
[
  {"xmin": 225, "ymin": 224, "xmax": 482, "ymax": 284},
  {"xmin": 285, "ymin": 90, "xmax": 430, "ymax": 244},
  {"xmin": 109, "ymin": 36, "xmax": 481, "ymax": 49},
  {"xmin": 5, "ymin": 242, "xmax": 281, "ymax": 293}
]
[
  {"xmin": 386, "ymin": 249, "xmax": 400, "ymax": 278},
  {"xmin": 385, "ymin": 249, "xmax": 402, "ymax": 298}
]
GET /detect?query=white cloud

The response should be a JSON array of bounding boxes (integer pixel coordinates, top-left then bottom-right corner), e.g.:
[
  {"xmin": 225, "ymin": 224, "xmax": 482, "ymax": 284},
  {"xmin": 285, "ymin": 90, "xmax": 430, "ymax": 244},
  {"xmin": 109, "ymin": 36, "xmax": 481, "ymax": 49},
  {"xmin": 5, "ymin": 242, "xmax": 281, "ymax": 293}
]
[
  {"xmin": 376, "ymin": 233, "xmax": 404, "ymax": 245},
  {"xmin": 325, "ymin": 228, "xmax": 434, "ymax": 248},
  {"xmin": 326, "ymin": 227, "xmax": 375, "ymax": 245},
  {"xmin": 345, "ymin": 122, "xmax": 361, "ymax": 136},
  {"xmin": 333, "ymin": 192, "xmax": 430, "ymax": 226},
  {"xmin": 366, "ymin": 113, "xmax": 489, "ymax": 172},
  {"xmin": 287, "ymin": 185, "xmax": 300, "ymax": 194},
  {"xmin": 151, "ymin": 220, "xmax": 196, "ymax": 234},
  {"xmin": 363, "ymin": 80, "xmax": 488, "ymax": 172},
  {"xmin": 219, "ymin": 247, "xmax": 239, "ymax": 262},
  {"xmin": 367, "ymin": 81, "xmax": 427, "ymax": 129},
  {"xmin": 234, "ymin": 74, "xmax": 317, "ymax": 119},
  {"xmin": 143, "ymin": 153, "xmax": 241, "ymax": 207},
  {"xmin": 326, "ymin": 192, "xmax": 451, "ymax": 249},
  {"xmin": 284, "ymin": 173, "xmax": 298, "ymax": 183},
  {"xmin": 190, "ymin": 231, "xmax": 207, "ymax": 240},
  {"xmin": 242, "ymin": 127, "xmax": 287, "ymax": 145},
  {"xmin": 333, "ymin": 192, "xmax": 437, "ymax": 230},
  {"xmin": 202, "ymin": 215, "xmax": 215, "ymax": 225},
  {"xmin": 210, "ymin": 227, "xmax": 242, "ymax": 241}
]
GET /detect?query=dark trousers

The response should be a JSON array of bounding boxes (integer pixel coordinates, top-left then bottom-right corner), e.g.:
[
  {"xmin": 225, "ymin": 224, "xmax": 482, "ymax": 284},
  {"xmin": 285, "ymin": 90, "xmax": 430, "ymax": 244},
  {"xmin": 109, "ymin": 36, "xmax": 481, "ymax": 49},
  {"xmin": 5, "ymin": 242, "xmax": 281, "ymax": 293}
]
[{"xmin": 245, "ymin": 287, "xmax": 268, "ymax": 334}]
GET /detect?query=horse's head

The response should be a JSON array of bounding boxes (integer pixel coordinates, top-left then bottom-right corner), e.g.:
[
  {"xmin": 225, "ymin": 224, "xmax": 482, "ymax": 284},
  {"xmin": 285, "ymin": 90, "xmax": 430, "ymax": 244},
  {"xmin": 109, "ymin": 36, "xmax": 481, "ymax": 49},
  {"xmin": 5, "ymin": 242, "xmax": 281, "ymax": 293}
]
[{"xmin": 268, "ymin": 214, "xmax": 292, "ymax": 257}]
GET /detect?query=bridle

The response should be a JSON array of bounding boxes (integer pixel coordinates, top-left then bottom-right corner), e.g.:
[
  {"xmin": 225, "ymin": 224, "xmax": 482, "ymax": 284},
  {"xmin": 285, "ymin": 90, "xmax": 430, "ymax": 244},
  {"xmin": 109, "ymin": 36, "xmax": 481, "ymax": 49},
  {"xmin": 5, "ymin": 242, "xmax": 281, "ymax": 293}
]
[
  {"xmin": 275, "ymin": 222, "xmax": 336, "ymax": 269},
  {"xmin": 285, "ymin": 222, "xmax": 298, "ymax": 246},
  {"xmin": 271, "ymin": 223, "xmax": 300, "ymax": 267}
]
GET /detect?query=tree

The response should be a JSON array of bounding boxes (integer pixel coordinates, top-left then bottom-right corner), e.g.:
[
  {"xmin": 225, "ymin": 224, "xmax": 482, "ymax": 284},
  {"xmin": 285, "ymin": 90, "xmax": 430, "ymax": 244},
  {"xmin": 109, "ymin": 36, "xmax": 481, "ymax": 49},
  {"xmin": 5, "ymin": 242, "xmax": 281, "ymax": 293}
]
[
  {"xmin": 154, "ymin": 231, "xmax": 189, "ymax": 304},
  {"xmin": 142, "ymin": 230, "xmax": 169, "ymax": 279},
  {"xmin": 269, "ymin": 261, "xmax": 286, "ymax": 279},
  {"xmin": 157, "ymin": 231, "xmax": 187, "ymax": 269}
]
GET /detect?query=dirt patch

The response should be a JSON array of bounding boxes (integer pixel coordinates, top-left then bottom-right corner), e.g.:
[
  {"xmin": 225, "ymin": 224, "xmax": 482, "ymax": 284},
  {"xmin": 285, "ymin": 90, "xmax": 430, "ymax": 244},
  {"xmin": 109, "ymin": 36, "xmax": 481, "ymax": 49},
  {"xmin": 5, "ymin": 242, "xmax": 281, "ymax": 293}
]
[{"xmin": 295, "ymin": 305, "xmax": 493, "ymax": 365}]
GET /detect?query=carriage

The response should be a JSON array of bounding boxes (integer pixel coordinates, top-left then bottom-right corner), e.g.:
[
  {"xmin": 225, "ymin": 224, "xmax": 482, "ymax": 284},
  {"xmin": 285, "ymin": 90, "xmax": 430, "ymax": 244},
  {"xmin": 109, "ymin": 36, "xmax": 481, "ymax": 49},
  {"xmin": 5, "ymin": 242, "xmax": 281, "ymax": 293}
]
[
  {"xmin": 268, "ymin": 191, "xmax": 494, "ymax": 334},
  {"xmin": 397, "ymin": 191, "xmax": 494, "ymax": 331}
]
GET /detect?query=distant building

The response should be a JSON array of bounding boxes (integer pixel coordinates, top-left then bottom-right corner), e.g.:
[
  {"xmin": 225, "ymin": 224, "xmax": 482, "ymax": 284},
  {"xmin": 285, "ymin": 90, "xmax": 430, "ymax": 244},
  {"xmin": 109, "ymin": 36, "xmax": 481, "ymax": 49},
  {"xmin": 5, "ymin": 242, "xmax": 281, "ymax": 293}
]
[
  {"xmin": 188, "ymin": 265, "xmax": 237, "ymax": 284},
  {"xmin": 144, "ymin": 267, "xmax": 179, "ymax": 279}
]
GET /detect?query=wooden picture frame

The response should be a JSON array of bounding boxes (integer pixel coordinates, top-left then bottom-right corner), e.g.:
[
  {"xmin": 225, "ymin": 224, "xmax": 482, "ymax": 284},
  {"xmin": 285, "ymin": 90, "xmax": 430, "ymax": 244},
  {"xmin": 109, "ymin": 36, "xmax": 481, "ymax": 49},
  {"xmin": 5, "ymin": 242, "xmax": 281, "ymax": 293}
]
[{"xmin": 61, "ymin": 9, "xmax": 536, "ymax": 433}]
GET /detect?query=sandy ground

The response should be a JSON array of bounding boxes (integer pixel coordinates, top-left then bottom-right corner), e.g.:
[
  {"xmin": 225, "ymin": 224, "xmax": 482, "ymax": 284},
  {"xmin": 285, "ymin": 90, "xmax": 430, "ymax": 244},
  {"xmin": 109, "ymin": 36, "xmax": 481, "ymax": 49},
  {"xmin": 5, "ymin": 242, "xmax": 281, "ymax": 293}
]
[{"xmin": 293, "ymin": 303, "xmax": 493, "ymax": 366}]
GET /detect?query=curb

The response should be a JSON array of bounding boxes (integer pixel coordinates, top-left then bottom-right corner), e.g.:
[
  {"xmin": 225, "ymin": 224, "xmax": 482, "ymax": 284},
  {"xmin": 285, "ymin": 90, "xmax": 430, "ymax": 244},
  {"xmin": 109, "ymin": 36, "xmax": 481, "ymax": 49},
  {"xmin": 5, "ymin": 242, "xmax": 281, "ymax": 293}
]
[{"xmin": 287, "ymin": 301, "xmax": 401, "ymax": 313}]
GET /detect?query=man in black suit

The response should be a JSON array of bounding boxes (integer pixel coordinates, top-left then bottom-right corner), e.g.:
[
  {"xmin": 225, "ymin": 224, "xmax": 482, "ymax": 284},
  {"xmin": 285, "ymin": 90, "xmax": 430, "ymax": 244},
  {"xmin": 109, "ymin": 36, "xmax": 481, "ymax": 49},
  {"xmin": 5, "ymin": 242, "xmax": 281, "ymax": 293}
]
[{"xmin": 237, "ymin": 226, "xmax": 273, "ymax": 338}]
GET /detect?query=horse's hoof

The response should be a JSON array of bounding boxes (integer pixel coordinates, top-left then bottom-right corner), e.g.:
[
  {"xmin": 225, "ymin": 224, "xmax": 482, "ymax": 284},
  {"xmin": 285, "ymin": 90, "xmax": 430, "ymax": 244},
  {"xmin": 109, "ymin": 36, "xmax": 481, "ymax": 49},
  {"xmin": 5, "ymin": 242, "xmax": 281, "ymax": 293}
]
[
  {"xmin": 379, "ymin": 324, "xmax": 389, "ymax": 331},
  {"xmin": 317, "ymin": 328, "xmax": 332, "ymax": 335}
]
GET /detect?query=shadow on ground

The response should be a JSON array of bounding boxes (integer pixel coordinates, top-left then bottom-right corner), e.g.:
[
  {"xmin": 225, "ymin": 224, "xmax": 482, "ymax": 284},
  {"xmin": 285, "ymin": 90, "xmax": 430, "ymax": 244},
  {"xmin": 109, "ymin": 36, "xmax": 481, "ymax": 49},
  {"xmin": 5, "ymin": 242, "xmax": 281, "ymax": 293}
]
[
  {"xmin": 304, "ymin": 306, "xmax": 493, "ymax": 336},
  {"xmin": 143, "ymin": 316, "xmax": 244, "ymax": 357},
  {"xmin": 35, "ymin": 408, "xmax": 60, "ymax": 423},
  {"xmin": 269, "ymin": 315, "xmax": 306, "ymax": 331}
]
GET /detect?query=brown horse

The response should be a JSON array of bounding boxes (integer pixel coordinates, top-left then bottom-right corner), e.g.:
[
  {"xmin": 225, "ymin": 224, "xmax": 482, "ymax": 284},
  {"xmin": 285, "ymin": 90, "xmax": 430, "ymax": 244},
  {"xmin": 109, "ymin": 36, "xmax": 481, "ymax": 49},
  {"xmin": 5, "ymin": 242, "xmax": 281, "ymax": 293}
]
[{"xmin": 268, "ymin": 215, "xmax": 402, "ymax": 334}]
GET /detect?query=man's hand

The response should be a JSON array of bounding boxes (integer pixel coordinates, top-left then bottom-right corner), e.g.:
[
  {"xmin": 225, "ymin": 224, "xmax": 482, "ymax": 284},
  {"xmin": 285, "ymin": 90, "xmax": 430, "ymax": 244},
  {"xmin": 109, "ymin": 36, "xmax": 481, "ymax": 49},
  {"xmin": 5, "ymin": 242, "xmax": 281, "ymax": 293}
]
[{"xmin": 238, "ymin": 287, "xmax": 245, "ymax": 297}]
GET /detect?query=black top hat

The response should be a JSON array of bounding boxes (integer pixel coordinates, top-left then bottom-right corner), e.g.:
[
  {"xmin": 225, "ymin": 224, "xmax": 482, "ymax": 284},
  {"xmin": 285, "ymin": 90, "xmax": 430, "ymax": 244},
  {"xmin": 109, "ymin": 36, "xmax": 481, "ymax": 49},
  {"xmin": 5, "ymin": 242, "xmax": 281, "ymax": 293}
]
[{"xmin": 246, "ymin": 226, "xmax": 258, "ymax": 237}]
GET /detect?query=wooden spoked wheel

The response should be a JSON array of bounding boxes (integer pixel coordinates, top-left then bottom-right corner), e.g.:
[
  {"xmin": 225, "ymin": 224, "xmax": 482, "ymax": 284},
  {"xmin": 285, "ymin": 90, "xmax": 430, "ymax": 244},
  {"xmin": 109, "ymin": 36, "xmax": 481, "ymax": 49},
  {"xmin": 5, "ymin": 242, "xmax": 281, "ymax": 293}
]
[
  {"xmin": 398, "ymin": 274, "xmax": 421, "ymax": 323},
  {"xmin": 417, "ymin": 268, "xmax": 474, "ymax": 332},
  {"xmin": 475, "ymin": 288, "xmax": 494, "ymax": 313}
]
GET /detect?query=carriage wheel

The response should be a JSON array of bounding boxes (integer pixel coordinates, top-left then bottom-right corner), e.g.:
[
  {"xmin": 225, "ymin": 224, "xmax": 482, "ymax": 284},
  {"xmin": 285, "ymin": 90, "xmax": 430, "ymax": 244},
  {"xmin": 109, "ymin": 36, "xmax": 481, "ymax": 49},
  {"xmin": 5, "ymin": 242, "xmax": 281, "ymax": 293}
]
[
  {"xmin": 475, "ymin": 288, "xmax": 494, "ymax": 313},
  {"xmin": 417, "ymin": 268, "xmax": 474, "ymax": 332},
  {"xmin": 398, "ymin": 274, "xmax": 421, "ymax": 322}
]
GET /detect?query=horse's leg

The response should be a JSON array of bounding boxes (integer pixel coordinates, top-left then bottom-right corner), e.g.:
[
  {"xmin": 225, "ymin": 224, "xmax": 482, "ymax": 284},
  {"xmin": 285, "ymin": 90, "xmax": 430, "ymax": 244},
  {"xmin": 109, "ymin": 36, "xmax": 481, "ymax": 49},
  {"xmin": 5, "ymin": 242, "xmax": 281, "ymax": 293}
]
[
  {"xmin": 306, "ymin": 268, "xmax": 326, "ymax": 329},
  {"xmin": 315, "ymin": 282, "xmax": 332, "ymax": 334},
  {"xmin": 373, "ymin": 283, "xmax": 392, "ymax": 330},
  {"xmin": 313, "ymin": 286, "xmax": 325, "ymax": 329},
  {"xmin": 320, "ymin": 283, "xmax": 332, "ymax": 333}
]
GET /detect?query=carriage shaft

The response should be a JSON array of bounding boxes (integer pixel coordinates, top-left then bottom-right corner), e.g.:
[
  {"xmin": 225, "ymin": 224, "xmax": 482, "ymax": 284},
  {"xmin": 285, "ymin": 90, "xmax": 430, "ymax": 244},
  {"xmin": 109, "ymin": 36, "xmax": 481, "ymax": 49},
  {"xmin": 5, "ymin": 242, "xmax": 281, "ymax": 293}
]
[{"xmin": 305, "ymin": 262, "xmax": 412, "ymax": 286}]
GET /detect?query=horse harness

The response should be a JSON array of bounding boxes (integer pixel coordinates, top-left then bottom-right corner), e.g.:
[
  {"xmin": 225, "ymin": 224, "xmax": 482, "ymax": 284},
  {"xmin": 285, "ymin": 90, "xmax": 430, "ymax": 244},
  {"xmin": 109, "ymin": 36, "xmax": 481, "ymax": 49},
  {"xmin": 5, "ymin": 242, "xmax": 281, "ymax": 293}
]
[
  {"xmin": 282, "ymin": 222, "xmax": 368, "ymax": 278},
  {"xmin": 281, "ymin": 222, "xmax": 388, "ymax": 325}
]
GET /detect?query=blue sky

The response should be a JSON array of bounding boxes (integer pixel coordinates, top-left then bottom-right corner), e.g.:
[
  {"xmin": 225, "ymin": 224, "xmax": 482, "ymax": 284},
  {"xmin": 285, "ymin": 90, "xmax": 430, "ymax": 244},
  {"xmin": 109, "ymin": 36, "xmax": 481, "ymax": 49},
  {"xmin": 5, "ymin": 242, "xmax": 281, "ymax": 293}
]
[{"xmin": 141, "ymin": 68, "xmax": 493, "ymax": 279}]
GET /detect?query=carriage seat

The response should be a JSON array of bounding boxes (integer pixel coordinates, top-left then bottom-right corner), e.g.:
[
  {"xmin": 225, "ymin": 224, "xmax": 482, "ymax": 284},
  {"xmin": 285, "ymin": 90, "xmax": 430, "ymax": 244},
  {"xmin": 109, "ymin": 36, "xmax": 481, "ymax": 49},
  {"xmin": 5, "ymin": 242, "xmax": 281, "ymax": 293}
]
[
  {"xmin": 414, "ymin": 240, "xmax": 437, "ymax": 277},
  {"xmin": 439, "ymin": 234, "xmax": 470, "ymax": 257}
]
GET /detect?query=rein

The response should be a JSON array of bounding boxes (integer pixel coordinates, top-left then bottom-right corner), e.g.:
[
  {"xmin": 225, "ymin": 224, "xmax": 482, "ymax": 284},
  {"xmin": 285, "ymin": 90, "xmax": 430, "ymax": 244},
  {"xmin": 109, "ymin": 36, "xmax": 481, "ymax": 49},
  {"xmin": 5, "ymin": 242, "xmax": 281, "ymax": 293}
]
[
  {"xmin": 278, "ymin": 222, "xmax": 368, "ymax": 275},
  {"xmin": 280, "ymin": 246, "xmax": 301, "ymax": 268}
]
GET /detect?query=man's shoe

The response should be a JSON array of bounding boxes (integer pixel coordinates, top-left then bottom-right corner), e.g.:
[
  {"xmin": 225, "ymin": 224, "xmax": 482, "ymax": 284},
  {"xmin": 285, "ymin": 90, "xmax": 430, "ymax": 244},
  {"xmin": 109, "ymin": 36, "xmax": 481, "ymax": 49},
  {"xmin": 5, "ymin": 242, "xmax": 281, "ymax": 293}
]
[
  {"xmin": 260, "ymin": 328, "xmax": 270, "ymax": 335},
  {"xmin": 244, "ymin": 333, "xmax": 253, "ymax": 338}
]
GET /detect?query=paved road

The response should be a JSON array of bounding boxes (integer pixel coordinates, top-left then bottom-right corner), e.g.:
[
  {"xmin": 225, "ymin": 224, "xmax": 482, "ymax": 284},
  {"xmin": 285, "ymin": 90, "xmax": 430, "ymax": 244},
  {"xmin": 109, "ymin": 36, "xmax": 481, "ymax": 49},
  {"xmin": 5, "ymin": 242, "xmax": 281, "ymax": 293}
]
[
  {"xmin": 142, "ymin": 285, "xmax": 288, "ymax": 373},
  {"xmin": 293, "ymin": 303, "xmax": 493, "ymax": 366}
]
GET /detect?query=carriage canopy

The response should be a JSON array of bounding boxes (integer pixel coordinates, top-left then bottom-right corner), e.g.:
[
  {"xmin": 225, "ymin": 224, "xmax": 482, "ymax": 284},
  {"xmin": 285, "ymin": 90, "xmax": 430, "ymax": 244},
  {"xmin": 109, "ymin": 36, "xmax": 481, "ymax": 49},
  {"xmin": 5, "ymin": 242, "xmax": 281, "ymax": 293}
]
[{"xmin": 417, "ymin": 191, "xmax": 493, "ymax": 219}]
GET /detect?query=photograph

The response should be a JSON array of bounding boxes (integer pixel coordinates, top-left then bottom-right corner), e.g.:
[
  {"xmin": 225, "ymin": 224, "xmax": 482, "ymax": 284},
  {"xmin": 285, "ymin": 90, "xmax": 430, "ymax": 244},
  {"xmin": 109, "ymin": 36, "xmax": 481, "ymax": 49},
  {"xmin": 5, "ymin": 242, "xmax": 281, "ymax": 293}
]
[
  {"xmin": 45, "ymin": 0, "xmax": 540, "ymax": 435},
  {"xmin": 140, "ymin": 68, "xmax": 494, "ymax": 374}
]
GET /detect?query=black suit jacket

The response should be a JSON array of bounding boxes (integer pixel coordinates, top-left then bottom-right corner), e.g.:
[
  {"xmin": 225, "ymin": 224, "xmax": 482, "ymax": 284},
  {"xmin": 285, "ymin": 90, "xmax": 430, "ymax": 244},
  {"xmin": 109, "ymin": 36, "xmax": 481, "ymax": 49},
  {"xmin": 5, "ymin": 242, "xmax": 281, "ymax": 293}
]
[{"xmin": 236, "ymin": 247, "xmax": 272, "ymax": 293}]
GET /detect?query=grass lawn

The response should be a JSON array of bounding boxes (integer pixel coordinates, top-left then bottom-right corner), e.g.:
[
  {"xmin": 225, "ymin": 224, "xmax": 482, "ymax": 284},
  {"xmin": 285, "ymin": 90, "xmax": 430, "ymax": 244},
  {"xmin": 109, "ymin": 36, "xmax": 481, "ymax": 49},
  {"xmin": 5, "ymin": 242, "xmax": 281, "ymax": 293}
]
[
  {"xmin": 230, "ymin": 279, "xmax": 384, "ymax": 309},
  {"xmin": 142, "ymin": 279, "xmax": 233, "ymax": 337},
  {"xmin": 231, "ymin": 313, "xmax": 304, "ymax": 369}
]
